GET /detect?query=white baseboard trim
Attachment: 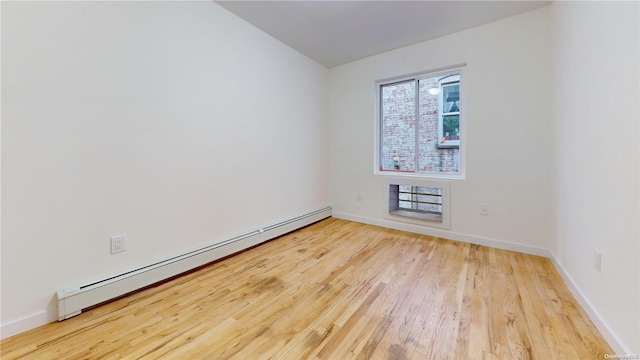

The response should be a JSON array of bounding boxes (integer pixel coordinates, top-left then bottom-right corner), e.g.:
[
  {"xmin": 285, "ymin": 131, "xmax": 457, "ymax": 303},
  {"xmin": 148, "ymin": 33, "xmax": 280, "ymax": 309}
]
[
  {"xmin": 333, "ymin": 212, "xmax": 551, "ymax": 257},
  {"xmin": 3, "ymin": 211, "xmax": 629, "ymax": 353},
  {"xmin": 333, "ymin": 211, "xmax": 630, "ymax": 355},
  {"xmin": 2, "ymin": 207, "xmax": 332, "ymax": 340},
  {"xmin": 548, "ymin": 255, "xmax": 630, "ymax": 355},
  {"xmin": 1, "ymin": 309, "xmax": 57, "ymax": 340}
]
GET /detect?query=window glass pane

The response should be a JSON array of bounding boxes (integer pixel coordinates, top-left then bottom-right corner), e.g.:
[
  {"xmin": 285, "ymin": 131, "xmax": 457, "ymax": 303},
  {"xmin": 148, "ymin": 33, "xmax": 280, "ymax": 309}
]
[
  {"xmin": 380, "ymin": 81, "xmax": 415, "ymax": 171},
  {"xmin": 442, "ymin": 83, "xmax": 460, "ymax": 113},
  {"xmin": 443, "ymin": 115, "xmax": 459, "ymax": 138},
  {"xmin": 417, "ymin": 74, "xmax": 460, "ymax": 173}
]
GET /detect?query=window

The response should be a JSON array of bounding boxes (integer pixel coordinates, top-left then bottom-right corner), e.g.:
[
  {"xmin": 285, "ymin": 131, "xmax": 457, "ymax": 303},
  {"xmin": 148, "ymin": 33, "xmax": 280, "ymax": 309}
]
[
  {"xmin": 438, "ymin": 75, "xmax": 460, "ymax": 148},
  {"xmin": 377, "ymin": 69, "xmax": 464, "ymax": 178}
]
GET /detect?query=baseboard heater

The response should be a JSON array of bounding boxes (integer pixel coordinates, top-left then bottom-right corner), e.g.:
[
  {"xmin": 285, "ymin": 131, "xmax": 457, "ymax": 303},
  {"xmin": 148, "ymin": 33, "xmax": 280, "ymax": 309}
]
[{"xmin": 56, "ymin": 206, "xmax": 332, "ymax": 321}]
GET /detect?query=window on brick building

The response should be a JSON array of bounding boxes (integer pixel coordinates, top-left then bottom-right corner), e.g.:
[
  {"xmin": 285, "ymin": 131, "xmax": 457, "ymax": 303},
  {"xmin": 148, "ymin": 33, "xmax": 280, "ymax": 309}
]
[
  {"xmin": 437, "ymin": 75, "xmax": 460, "ymax": 149},
  {"xmin": 376, "ymin": 69, "xmax": 464, "ymax": 178}
]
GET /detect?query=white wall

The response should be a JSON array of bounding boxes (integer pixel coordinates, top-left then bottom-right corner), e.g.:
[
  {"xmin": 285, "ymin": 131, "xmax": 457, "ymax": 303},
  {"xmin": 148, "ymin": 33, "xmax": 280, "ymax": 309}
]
[
  {"xmin": 329, "ymin": 2, "xmax": 639, "ymax": 353},
  {"xmin": 3, "ymin": 0, "xmax": 638, "ymax": 351},
  {"xmin": 552, "ymin": 1, "xmax": 640, "ymax": 353},
  {"xmin": 1, "ymin": 1, "xmax": 329, "ymax": 333},
  {"xmin": 329, "ymin": 7, "xmax": 553, "ymax": 251}
]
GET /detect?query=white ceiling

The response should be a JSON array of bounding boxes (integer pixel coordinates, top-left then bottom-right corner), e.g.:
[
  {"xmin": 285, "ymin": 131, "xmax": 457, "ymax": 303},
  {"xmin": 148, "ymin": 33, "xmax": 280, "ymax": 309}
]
[{"xmin": 216, "ymin": 1, "xmax": 551, "ymax": 68}]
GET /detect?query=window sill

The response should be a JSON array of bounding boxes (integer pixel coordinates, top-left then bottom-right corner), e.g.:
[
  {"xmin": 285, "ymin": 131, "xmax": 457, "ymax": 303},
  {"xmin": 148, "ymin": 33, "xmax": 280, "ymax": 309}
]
[
  {"xmin": 437, "ymin": 143, "xmax": 459, "ymax": 149},
  {"xmin": 389, "ymin": 210, "xmax": 443, "ymax": 222},
  {"xmin": 375, "ymin": 170, "xmax": 464, "ymax": 180}
]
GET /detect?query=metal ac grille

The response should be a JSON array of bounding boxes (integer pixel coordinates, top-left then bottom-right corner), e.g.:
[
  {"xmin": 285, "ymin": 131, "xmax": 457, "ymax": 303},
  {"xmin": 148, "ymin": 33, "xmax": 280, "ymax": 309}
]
[{"xmin": 390, "ymin": 184, "xmax": 443, "ymax": 222}]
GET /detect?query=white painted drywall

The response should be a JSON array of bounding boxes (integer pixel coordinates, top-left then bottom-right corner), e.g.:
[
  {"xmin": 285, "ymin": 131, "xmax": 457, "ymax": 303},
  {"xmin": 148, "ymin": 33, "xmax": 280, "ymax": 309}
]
[
  {"xmin": 3, "ymin": 0, "xmax": 638, "ymax": 351},
  {"xmin": 329, "ymin": 2, "xmax": 639, "ymax": 353},
  {"xmin": 1, "ymin": 1, "xmax": 329, "ymax": 333},
  {"xmin": 552, "ymin": 1, "xmax": 640, "ymax": 353},
  {"xmin": 329, "ymin": 7, "xmax": 553, "ymax": 249}
]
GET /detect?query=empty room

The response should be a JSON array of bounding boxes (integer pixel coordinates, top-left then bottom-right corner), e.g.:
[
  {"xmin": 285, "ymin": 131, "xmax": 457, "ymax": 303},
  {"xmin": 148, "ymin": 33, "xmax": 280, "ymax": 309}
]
[{"xmin": 1, "ymin": 0, "xmax": 638, "ymax": 359}]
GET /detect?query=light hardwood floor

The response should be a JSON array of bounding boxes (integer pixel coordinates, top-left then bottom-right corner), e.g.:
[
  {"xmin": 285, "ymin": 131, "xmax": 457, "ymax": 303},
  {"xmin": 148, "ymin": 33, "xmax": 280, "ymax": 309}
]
[{"xmin": 1, "ymin": 218, "xmax": 613, "ymax": 359}]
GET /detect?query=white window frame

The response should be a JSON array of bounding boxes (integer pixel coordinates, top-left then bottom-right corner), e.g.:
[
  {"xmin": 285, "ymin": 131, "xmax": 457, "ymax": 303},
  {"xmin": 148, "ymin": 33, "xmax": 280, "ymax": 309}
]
[{"xmin": 374, "ymin": 65, "xmax": 466, "ymax": 180}]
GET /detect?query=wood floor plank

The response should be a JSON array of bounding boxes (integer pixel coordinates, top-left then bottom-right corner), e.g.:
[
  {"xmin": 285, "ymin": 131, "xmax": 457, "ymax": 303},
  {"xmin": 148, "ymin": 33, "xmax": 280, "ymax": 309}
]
[{"xmin": 1, "ymin": 218, "xmax": 613, "ymax": 359}]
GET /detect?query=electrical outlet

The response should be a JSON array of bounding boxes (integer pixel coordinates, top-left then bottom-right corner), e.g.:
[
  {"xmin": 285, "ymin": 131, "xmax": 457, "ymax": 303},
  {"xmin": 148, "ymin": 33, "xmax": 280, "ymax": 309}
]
[
  {"xmin": 479, "ymin": 204, "xmax": 489, "ymax": 216},
  {"xmin": 111, "ymin": 234, "xmax": 127, "ymax": 254},
  {"xmin": 357, "ymin": 193, "xmax": 363, "ymax": 201},
  {"xmin": 594, "ymin": 250, "xmax": 602, "ymax": 273}
]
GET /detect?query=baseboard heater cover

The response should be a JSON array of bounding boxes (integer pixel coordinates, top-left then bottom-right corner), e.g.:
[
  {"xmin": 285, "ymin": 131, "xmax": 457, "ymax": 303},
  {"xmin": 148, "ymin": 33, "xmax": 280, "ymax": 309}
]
[{"xmin": 56, "ymin": 206, "xmax": 332, "ymax": 321}]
